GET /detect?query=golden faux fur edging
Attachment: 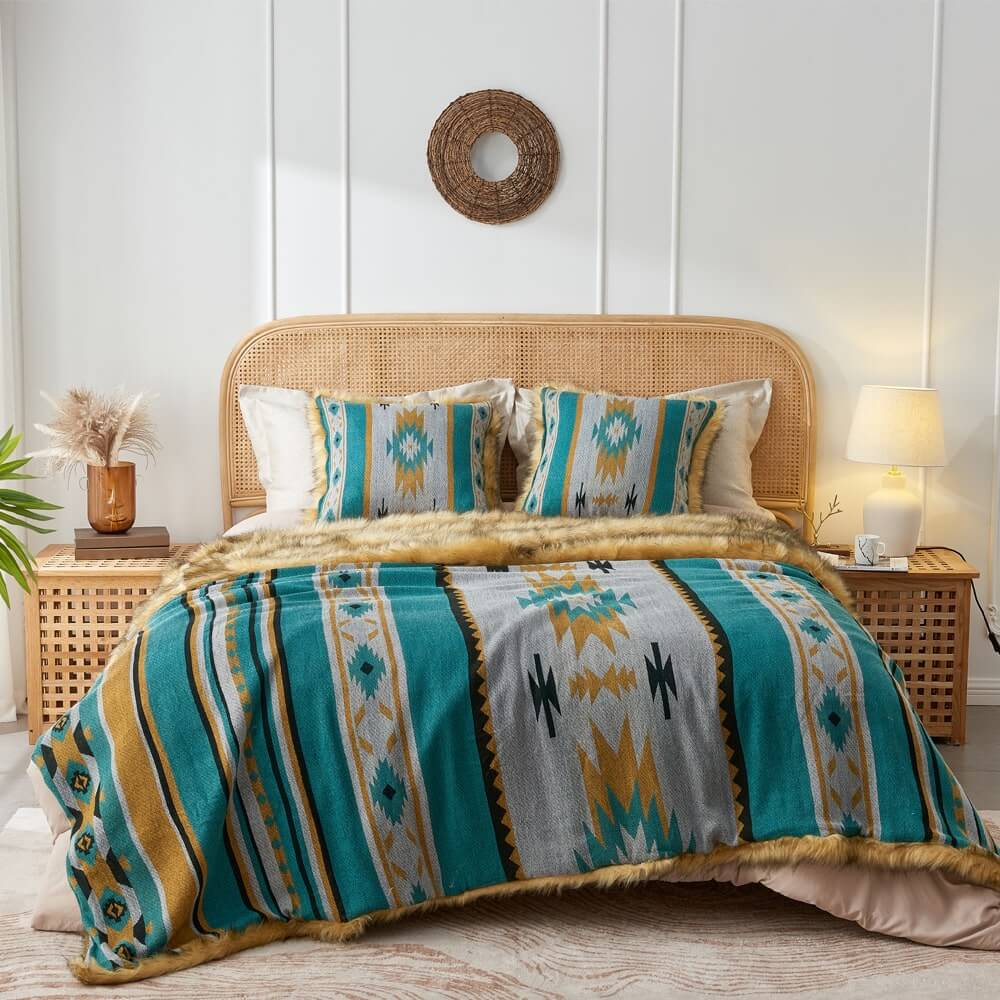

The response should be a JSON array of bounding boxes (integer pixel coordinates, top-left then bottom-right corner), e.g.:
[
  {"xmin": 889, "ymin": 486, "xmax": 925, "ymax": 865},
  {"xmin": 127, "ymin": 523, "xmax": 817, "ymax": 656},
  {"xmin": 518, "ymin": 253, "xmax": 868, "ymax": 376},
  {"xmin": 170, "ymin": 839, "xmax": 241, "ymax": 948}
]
[
  {"xmin": 512, "ymin": 385, "xmax": 724, "ymax": 514},
  {"xmin": 686, "ymin": 399, "xmax": 724, "ymax": 513},
  {"xmin": 305, "ymin": 393, "xmax": 504, "ymax": 523},
  {"xmin": 70, "ymin": 831, "xmax": 1000, "ymax": 984},
  {"xmin": 121, "ymin": 511, "xmax": 852, "ymax": 645}
]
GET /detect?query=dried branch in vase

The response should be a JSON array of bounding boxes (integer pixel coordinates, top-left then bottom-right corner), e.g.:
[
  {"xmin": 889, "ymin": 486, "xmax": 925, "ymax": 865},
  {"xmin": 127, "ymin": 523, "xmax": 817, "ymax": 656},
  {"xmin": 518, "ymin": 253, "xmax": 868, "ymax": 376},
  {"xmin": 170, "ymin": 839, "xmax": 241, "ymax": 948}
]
[
  {"xmin": 807, "ymin": 494, "xmax": 843, "ymax": 547},
  {"xmin": 32, "ymin": 387, "xmax": 160, "ymax": 477}
]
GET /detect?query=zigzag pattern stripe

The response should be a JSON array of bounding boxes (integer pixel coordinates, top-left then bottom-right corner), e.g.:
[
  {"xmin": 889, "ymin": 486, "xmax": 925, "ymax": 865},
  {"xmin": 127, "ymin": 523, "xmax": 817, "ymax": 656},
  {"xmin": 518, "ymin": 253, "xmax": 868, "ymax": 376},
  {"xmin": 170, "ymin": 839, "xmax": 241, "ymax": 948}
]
[
  {"xmin": 434, "ymin": 566, "xmax": 523, "ymax": 880},
  {"xmin": 651, "ymin": 560, "xmax": 753, "ymax": 842}
]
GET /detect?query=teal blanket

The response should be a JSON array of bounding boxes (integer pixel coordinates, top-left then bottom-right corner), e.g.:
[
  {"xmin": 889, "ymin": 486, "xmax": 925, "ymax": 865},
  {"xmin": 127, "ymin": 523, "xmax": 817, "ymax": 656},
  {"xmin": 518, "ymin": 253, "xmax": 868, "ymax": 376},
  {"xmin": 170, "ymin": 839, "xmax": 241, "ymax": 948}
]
[{"xmin": 32, "ymin": 512, "xmax": 1000, "ymax": 982}]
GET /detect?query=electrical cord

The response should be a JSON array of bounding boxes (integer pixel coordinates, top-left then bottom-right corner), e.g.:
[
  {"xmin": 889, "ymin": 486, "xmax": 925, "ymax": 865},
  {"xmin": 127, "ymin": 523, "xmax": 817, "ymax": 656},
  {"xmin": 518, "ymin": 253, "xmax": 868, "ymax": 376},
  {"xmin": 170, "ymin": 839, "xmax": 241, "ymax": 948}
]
[{"xmin": 929, "ymin": 546, "xmax": 1000, "ymax": 655}]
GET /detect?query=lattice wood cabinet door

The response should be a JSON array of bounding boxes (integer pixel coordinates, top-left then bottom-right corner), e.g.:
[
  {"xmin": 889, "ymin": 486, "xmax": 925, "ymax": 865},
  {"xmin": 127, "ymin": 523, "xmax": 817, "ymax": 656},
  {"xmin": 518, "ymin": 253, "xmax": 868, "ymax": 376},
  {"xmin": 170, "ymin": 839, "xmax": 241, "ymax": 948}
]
[
  {"xmin": 836, "ymin": 547, "xmax": 977, "ymax": 745},
  {"xmin": 25, "ymin": 544, "xmax": 198, "ymax": 742}
]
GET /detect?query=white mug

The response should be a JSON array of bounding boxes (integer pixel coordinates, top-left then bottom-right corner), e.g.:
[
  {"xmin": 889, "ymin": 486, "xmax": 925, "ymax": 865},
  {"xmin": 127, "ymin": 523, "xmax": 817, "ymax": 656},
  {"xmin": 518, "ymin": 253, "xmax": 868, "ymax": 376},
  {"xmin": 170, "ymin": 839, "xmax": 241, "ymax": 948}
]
[{"xmin": 854, "ymin": 533, "xmax": 886, "ymax": 566}]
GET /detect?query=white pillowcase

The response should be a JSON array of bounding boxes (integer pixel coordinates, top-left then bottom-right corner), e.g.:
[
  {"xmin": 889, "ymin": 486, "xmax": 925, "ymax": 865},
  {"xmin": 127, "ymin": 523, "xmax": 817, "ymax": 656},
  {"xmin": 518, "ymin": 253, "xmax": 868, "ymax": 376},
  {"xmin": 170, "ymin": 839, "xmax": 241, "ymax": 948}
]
[
  {"xmin": 239, "ymin": 379, "xmax": 516, "ymax": 515},
  {"xmin": 510, "ymin": 379, "xmax": 772, "ymax": 514},
  {"xmin": 224, "ymin": 509, "xmax": 303, "ymax": 537}
]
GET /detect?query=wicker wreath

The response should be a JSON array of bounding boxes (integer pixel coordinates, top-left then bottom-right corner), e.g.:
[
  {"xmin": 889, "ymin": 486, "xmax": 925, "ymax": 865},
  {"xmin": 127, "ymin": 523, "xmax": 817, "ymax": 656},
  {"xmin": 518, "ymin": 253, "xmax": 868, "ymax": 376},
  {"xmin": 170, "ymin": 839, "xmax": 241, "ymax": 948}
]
[{"xmin": 427, "ymin": 89, "xmax": 560, "ymax": 224}]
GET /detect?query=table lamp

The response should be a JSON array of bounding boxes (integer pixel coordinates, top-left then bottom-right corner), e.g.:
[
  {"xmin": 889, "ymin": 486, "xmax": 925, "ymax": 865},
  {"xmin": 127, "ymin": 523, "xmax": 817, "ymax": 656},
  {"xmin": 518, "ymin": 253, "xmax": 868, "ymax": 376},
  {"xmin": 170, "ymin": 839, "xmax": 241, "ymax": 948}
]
[{"xmin": 845, "ymin": 385, "xmax": 945, "ymax": 557}]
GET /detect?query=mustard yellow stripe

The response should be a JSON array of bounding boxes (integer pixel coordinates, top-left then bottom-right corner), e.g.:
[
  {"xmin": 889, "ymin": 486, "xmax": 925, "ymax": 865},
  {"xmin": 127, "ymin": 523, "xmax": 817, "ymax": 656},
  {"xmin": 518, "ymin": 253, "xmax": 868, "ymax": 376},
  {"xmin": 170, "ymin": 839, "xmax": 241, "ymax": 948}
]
[
  {"xmin": 98, "ymin": 651, "xmax": 199, "ymax": 946},
  {"xmin": 262, "ymin": 575, "xmax": 340, "ymax": 918},
  {"xmin": 807, "ymin": 597, "xmax": 877, "ymax": 834},
  {"xmin": 321, "ymin": 572, "xmax": 403, "ymax": 907},
  {"xmin": 896, "ymin": 678, "xmax": 947, "ymax": 843},
  {"xmin": 739, "ymin": 569, "xmax": 835, "ymax": 834},
  {"xmin": 221, "ymin": 587, "xmax": 297, "ymax": 913},
  {"xmin": 559, "ymin": 393, "xmax": 584, "ymax": 514},
  {"xmin": 98, "ymin": 638, "xmax": 207, "ymax": 944},
  {"xmin": 187, "ymin": 593, "xmax": 268, "ymax": 917},
  {"xmin": 363, "ymin": 403, "xmax": 373, "ymax": 516},
  {"xmin": 447, "ymin": 403, "xmax": 455, "ymax": 512},
  {"xmin": 369, "ymin": 576, "xmax": 442, "ymax": 897},
  {"xmin": 642, "ymin": 399, "xmax": 668, "ymax": 514},
  {"xmin": 135, "ymin": 631, "xmax": 219, "ymax": 937}
]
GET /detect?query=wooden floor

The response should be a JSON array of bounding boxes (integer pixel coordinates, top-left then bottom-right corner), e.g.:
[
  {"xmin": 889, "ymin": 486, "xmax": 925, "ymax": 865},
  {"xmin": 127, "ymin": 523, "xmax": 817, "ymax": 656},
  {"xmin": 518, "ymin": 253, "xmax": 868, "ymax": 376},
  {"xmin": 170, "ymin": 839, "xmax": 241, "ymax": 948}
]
[{"xmin": 2, "ymin": 708, "xmax": 999, "ymax": 830}]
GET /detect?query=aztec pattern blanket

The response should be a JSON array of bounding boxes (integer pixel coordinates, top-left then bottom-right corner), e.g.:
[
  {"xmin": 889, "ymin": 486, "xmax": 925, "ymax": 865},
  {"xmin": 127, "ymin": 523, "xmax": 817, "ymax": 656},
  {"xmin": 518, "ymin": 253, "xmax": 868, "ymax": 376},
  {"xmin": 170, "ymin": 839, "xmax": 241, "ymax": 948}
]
[{"xmin": 32, "ymin": 512, "xmax": 1000, "ymax": 983}]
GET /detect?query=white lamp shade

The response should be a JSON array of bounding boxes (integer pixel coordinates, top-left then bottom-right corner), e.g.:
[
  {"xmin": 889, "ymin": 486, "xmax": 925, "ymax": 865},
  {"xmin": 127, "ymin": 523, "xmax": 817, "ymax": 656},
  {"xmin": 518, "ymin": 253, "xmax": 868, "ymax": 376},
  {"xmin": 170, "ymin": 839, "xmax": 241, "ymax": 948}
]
[{"xmin": 845, "ymin": 385, "xmax": 945, "ymax": 467}]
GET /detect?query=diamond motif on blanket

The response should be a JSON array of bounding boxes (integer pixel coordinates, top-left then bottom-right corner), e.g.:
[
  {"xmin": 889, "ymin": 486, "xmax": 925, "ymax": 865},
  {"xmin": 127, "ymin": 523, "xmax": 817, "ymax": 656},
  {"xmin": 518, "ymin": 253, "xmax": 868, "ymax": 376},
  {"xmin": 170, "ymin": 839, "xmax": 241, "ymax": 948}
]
[
  {"xmin": 817, "ymin": 686, "xmax": 852, "ymax": 752},
  {"xmin": 371, "ymin": 759, "xmax": 407, "ymax": 825},
  {"xmin": 348, "ymin": 643, "xmax": 387, "ymax": 699}
]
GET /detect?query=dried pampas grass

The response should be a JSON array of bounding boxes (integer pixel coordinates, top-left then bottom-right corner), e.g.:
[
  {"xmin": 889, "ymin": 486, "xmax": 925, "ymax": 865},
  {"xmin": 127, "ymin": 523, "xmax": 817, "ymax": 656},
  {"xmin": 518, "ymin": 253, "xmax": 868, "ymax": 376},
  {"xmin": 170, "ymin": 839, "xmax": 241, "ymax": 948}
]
[{"xmin": 32, "ymin": 387, "xmax": 160, "ymax": 476}]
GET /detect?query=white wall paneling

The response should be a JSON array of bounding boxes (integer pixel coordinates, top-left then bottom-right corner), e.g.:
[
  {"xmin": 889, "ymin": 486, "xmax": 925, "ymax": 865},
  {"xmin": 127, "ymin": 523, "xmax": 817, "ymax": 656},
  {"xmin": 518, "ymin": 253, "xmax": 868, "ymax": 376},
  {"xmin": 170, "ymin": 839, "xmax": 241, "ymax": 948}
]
[
  {"xmin": 680, "ymin": 0, "xmax": 933, "ymax": 538},
  {"xmin": 604, "ymin": 0, "xmax": 677, "ymax": 313},
  {"xmin": 15, "ymin": 1, "xmax": 269, "ymax": 543},
  {"xmin": 273, "ymin": 0, "xmax": 347, "ymax": 316},
  {"xmin": 924, "ymin": 0, "xmax": 1000, "ymax": 691},
  {"xmin": 348, "ymin": 0, "xmax": 599, "ymax": 313},
  {"xmin": 595, "ymin": 0, "xmax": 608, "ymax": 312},
  {"xmin": 10, "ymin": 0, "xmax": 1000, "ymax": 696}
]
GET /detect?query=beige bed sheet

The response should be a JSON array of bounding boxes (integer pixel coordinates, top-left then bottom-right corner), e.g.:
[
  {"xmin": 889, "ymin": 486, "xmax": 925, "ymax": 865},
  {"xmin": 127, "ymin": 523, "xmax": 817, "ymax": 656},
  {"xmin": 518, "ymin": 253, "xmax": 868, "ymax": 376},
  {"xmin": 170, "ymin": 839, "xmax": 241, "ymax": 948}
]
[{"xmin": 29, "ymin": 765, "xmax": 1000, "ymax": 949}]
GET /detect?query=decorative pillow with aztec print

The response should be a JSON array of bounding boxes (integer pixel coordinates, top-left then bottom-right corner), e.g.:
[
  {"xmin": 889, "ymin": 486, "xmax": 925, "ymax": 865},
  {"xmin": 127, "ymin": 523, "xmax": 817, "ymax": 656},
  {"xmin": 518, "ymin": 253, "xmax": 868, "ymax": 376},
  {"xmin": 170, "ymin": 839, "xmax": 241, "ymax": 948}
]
[
  {"xmin": 308, "ymin": 395, "xmax": 501, "ymax": 520},
  {"xmin": 516, "ymin": 387, "xmax": 722, "ymax": 518}
]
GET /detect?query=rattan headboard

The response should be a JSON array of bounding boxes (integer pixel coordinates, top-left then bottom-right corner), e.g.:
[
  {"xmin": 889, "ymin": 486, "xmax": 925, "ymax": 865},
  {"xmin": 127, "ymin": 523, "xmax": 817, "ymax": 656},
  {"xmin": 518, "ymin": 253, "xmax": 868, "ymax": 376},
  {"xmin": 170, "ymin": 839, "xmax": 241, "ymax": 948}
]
[{"xmin": 219, "ymin": 314, "xmax": 816, "ymax": 529}]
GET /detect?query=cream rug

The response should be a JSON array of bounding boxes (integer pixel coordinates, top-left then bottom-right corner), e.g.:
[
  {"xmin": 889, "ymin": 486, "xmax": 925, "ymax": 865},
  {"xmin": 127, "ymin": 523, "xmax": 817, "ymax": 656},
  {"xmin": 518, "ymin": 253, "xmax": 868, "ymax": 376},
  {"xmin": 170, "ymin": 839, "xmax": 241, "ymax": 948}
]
[{"xmin": 3, "ymin": 808, "xmax": 1000, "ymax": 999}]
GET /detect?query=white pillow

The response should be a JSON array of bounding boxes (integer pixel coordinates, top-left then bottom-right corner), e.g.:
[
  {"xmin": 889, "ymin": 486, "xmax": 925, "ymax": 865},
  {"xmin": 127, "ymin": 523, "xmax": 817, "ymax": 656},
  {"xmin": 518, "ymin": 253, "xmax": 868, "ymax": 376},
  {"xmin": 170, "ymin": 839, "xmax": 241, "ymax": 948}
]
[
  {"xmin": 510, "ymin": 379, "xmax": 772, "ymax": 514},
  {"xmin": 224, "ymin": 509, "xmax": 303, "ymax": 537},
  {"xmin": 239, "ymin": 379, "xmax": 515, "ymax": 515},
  {"xmin": 32, "ymin": 831, "xmax": 82, "ymax": 932}
]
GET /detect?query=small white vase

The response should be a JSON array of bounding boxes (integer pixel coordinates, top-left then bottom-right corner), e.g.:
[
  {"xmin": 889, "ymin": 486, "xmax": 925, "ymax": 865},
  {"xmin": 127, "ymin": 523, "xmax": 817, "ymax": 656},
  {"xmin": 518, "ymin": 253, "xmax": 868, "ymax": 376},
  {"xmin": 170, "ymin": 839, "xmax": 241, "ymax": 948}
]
[{"xmin": 862, "ymin": 469, "xmax": 922, "ymax": 557}]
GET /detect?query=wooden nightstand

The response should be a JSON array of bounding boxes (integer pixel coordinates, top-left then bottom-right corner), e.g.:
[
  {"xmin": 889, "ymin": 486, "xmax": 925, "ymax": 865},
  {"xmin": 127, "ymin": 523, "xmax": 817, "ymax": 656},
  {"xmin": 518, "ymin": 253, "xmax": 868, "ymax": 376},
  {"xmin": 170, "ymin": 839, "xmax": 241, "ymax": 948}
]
[
  {"xmin": 25, "ymin": 544, "xmax": 198, "ymax": 743},
  {"xmin": 822, "ymin": 546, "xmax": 977, "ymax": 745}
]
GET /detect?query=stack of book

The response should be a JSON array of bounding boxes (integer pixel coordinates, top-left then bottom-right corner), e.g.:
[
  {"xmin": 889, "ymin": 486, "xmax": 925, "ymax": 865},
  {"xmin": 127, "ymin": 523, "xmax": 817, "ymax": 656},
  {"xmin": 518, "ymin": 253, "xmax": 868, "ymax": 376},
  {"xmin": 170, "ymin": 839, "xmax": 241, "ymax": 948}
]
[
  {"xmin": 74, "ymin": 526, "xmax": 171, "ymax": 560},
  {"xmin": 815, "ymin": 549, "xmax": 908, "ymax": 572}
]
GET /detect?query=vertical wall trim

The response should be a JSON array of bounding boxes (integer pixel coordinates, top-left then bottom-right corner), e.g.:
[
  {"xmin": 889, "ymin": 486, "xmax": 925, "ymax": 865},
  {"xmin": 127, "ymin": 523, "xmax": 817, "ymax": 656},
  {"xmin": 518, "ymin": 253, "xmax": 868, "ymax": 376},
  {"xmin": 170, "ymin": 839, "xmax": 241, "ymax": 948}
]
[
  {"xmin": 341, "ymin": 0, "xmax": 351, "ymax": 313},
  {"xmin": 265, "ymin": 0, "xmax": 276, "ymax": 321},
  {"xmin": 595, "ymin": 0, "xmax": 609, "ymax": 313},
  {"xmin": 919, "ymin": 0, "xmax": 943, "ymax": 532},
  {"xmin": 989, "ymin": 281, "xmax": 1000, "ymax": 626},
  {"xmin": 668, "ymin": 0, "xmax": 684, "ymax": 314},
  {"xmin": 1, "ymin": 2, "xmax": 23, "ymax": 435}
]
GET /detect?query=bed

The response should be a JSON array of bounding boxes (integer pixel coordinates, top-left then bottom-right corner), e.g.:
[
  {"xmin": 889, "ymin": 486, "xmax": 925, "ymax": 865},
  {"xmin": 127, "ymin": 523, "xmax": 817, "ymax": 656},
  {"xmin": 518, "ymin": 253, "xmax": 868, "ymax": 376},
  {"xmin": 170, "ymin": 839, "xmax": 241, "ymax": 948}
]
[{"xmin": 29, "ymin": 314, "xmax": 1000, "ymax": 984}]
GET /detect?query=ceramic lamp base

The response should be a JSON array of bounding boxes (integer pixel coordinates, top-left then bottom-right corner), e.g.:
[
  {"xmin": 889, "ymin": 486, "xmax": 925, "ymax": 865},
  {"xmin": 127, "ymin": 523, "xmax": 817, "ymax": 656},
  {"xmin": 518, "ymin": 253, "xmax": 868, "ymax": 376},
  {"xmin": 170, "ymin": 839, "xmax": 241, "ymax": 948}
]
[{"xmin": 862, "ymin": 470, "xmax": 921, "ymax": 557}]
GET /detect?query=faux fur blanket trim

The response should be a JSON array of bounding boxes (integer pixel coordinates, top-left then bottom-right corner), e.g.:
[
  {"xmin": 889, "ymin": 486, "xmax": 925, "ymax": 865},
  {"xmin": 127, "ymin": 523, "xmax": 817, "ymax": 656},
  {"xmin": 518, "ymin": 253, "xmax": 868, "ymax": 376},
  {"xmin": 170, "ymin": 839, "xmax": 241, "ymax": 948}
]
[
  {"xmin": 71, "ymin": 831, "xmax": 1000, "ymax": 985},
  {"xmin": 131, "ymin": 511, "xmax": 852, "ymax": 640}
]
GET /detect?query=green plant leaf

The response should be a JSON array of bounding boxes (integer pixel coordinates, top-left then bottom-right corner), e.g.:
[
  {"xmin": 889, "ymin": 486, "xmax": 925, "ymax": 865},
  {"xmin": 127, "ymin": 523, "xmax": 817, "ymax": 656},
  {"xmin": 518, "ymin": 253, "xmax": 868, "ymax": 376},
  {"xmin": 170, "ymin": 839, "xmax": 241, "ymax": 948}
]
[
  {"xmin": 0, "ymin": 455, "xmax": 32, "ymax": 477},
  {"xmin": 0, "ymin": 524, "xmax": 36, "ymax": 572},
  {"xmin": 0, "ymin": 427, "xmax": 15, "ymax": 463},
  {"xmin": 0, "ymin": 489, "xmax": 61, "ymax": 509},
  {"xmin": 0, "ymin": 510, "xmax": 55, "ymax": 533},
  {"xmin": 0, "ymin": 430, "xmax": 56, "ymax": 602},
  {"xmin": 0, "ymin": 504, "xmax": 54, "ymax": 523},
  {"xmin": 0, "ymin": 546, "xmax": 29, "ymax": 592}
]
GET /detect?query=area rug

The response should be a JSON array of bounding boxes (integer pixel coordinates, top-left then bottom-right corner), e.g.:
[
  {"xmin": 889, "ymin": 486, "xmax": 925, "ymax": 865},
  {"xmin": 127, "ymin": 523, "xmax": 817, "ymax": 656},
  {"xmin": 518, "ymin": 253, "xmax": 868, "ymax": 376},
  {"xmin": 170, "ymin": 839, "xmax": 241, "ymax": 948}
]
[{"xmin": 3, "ymin": 808, "xmax": 1000, "ymax": 999}]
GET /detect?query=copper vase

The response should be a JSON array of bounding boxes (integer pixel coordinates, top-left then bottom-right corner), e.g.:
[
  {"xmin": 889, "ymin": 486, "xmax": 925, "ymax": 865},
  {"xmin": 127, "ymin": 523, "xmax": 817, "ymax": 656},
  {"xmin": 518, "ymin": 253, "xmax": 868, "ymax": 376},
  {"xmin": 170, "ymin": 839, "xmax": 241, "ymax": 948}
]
[{"xmin": 86, "ymin": 462, "xmax": 136, "ymax": 533}]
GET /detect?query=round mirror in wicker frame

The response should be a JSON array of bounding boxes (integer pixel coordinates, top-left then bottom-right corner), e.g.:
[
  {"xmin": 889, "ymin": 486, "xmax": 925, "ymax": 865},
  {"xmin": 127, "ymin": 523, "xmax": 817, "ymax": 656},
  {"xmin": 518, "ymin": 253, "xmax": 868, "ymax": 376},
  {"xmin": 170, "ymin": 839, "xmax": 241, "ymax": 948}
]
[{"xmin": 427, "ymin": 89, "xmax": 560, "ymax": 224}]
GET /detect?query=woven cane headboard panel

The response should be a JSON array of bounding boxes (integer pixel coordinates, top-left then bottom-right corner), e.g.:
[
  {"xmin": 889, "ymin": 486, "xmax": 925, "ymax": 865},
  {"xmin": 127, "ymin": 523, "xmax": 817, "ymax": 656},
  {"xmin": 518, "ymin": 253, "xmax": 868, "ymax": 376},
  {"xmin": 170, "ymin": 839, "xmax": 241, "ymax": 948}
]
[{"xmin": 219, "ymin": 314, "xmax": 815, "ymax": 528}]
